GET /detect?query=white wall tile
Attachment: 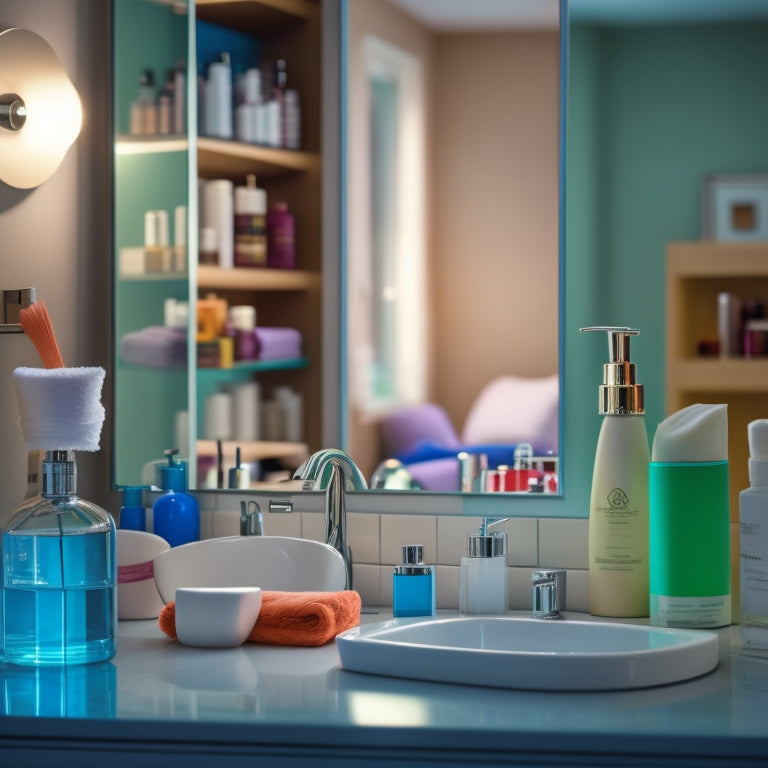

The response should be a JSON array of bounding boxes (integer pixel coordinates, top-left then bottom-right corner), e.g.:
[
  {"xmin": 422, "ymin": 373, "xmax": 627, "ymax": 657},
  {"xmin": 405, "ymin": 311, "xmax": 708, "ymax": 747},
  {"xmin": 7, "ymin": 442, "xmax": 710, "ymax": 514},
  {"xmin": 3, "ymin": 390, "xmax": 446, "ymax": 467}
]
[
  {"xmin": 564, "ymin": 569, "xmax": 589, "ymax": 614},
  {"xmin": 436, "ymin": 517, "xmax": 480, "ymax": 565},
  {"xmin": 436, "ymin": 565, "xmax": 459, "ymax": 610},
  {"xmin": 380, "ymin": 565, "xmax": 393, "ymax": 607},
  {"xmin": 263, "ymin": 512, "xmax": 301, "ymax": 538},
  {"xmin": 353, "ymin": 564, "xmax": 382, "ymax": 608},
  {"xmin": 300, "ymin": 512, "xmax": 324, "ymax": 541},
  {"xmin": 348, "ymin": 512, "xmax": 380, "ymax": 564},
  {"xmin": 496, "ymin": 518, "xmax": 538, "ymax": 567},
  {"xmin": 508, "ymin": 567, "xmax": 536, "ymax": 611},
  {"xmin": 538, "ymin": 518, "xmax": 588, "ymax": 569},
  {"xmin": 380, "ymin": 515, "xmax": 437, "ymax": 567}
]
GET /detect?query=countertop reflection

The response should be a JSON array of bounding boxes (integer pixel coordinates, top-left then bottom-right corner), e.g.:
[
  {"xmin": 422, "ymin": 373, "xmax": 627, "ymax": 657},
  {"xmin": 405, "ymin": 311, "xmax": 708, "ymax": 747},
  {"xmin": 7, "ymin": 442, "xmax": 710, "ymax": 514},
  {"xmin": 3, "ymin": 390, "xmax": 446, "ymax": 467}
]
[{"xmin": 2, "ymin": 611, "xmax": 768, "ymax": 766}]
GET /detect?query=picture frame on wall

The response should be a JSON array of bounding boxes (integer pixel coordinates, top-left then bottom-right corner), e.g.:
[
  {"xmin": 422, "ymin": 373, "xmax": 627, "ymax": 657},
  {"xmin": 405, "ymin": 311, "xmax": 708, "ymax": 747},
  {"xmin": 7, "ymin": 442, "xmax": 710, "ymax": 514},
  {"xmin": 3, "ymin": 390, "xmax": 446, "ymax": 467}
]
[{"xmin": 702, "ymin": 173, "xmax": 768, "ymax": 242}]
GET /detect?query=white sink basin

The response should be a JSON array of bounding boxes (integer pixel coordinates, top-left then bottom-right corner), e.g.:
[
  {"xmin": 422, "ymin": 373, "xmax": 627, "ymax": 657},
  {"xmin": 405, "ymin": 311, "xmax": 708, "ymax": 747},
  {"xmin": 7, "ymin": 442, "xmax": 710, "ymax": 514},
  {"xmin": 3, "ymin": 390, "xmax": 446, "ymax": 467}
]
[
  {"xmin": 336, "ymin": 616, "xmax": 719, "ymax": 691},
  {"xmin": 153, "ymin": 536, "xmax": 347, "ymax": 603}
]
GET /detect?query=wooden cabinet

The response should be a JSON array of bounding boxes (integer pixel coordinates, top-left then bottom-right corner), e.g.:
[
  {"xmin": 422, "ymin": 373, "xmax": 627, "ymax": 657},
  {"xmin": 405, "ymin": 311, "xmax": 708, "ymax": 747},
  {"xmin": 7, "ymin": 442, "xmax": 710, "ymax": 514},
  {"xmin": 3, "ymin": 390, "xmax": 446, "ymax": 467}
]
[
  {"xmin": 666, "ymin": 241, "xmax": 768, "ymax": 614},
  {"xmin": 113, "ymin": 0, "xmax": 333, "ymax": 487}
]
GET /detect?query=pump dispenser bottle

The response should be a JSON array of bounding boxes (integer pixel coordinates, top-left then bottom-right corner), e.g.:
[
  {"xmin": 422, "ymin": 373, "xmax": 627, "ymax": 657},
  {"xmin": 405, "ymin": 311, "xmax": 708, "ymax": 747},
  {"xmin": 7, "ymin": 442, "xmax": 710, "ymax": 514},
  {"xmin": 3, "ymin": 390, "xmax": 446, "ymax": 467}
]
[
  {"xmin": 580, "ymin": 326, "xmax": 650, "ymax": 617},
  {"xmin": 740, "ymin": 419, "xmax": 768, "ymax": 648},
  {"xmin": 152, "ymin": 450, "xmax": 200, "ymax": 548}
]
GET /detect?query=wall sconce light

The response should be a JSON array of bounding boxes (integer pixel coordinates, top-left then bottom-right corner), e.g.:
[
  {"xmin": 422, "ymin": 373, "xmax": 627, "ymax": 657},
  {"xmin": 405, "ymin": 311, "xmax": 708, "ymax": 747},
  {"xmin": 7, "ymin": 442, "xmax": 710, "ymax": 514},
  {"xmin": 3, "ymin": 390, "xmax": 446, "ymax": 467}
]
[{"xmin": 0, "ymin": 28, "xmax": 83, "ymax": 189}]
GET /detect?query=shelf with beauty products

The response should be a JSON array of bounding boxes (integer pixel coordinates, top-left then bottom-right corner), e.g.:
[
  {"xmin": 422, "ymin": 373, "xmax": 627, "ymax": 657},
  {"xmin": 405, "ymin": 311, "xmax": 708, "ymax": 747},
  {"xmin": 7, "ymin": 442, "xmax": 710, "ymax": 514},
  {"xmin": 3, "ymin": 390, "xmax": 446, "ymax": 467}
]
[
  {"xmin": 666, "ymin": 240, "xmax": 768, "ymax": 542},
  {"xmin": 197, "ymin": 264, "xmax": 319, "ymax": 291}
]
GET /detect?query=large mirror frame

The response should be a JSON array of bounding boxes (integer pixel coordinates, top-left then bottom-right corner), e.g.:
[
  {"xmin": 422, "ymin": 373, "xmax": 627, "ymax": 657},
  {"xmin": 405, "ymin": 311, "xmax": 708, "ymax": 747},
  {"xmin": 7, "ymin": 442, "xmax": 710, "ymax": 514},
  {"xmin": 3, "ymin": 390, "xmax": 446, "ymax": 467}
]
[{"xmin": 112, "ymin": 0, "xmax": 577, "ymax": 518}]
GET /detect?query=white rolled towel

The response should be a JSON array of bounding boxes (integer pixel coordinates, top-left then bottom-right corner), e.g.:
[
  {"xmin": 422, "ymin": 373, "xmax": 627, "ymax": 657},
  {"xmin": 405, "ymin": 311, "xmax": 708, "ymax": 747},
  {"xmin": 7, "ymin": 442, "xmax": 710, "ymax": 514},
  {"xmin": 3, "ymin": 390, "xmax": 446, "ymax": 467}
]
[{"xmin": 13, "ymin": 366, "xmax": 106, "ymax": 452}]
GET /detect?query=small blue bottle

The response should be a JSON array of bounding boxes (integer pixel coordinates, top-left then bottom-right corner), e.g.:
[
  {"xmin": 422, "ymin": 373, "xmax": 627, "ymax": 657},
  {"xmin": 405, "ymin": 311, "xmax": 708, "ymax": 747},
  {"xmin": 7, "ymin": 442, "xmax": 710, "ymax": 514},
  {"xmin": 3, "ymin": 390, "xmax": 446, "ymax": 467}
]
[
  {"xmin": 1, "ymin": 450, "xmax": 117, "ymax": 666},
  {"xmin": 393, "ymin": 544, "xmax": 435, "ymax": 618},
  {"xmin": 119, "ymin": 485, "xmax": 148, "ymax": 531},
  {"xmin": 152, "ymin": 450, "xmax": 200, "ymax": 548}
]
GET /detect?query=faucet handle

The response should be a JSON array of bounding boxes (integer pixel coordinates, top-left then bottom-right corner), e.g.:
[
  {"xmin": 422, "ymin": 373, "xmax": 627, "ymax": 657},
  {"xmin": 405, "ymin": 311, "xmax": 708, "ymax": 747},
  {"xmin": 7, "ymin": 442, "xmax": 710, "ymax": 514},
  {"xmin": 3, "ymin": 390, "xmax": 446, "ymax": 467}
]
[
  {"xmin": 240, "ymin": 500, "xmax": 263, "ymax": 536},
  {"xmin": 532, "ymin": 569, "xmax": 566, "ymax": 619},
  {"xmin": 268, "ymin": 499, "xmax": 294, "ymax": 514}
]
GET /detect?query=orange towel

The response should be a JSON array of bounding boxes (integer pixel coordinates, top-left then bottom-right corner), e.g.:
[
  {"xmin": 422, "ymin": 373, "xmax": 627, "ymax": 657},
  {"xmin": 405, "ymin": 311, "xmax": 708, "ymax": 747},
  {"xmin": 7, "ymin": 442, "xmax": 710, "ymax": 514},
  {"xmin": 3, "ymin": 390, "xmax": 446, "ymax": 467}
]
[{"xmin": 159, "ymin": 590, "xmax": 361, "ymax": 647}]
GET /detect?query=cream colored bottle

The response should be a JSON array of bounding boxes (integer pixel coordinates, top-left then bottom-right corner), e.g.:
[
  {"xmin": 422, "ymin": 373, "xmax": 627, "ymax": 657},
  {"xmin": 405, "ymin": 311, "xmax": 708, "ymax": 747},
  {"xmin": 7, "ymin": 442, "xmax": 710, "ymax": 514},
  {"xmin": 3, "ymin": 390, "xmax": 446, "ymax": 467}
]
[{"xmin": 581, "ymin": 327, "xmax": 650, "ymax": 617}]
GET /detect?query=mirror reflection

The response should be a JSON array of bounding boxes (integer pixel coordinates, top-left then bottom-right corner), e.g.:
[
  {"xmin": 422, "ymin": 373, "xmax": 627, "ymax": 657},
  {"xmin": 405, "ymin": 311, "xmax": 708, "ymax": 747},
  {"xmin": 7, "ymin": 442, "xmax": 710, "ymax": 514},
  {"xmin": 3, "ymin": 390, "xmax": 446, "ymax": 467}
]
[{"xmin": 111, "ymin": 0, "xmax": 562, "ymax": 499}]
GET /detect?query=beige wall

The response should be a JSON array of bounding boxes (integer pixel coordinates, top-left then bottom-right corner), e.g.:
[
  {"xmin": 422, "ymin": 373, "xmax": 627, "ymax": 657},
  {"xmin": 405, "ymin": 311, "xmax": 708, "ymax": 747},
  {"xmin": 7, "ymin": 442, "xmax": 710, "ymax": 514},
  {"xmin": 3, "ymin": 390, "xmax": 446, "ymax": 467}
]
[
  {"xmin": 347, "ymin": 0, "xmax": 560, "ymax": 478},
  {"xmin": 0, "ymin": 1, "xmax": 113, "ymax": 515},
  {"xmin": 432, "ymin": 31, "xmax": 560, "ymax": 429}
]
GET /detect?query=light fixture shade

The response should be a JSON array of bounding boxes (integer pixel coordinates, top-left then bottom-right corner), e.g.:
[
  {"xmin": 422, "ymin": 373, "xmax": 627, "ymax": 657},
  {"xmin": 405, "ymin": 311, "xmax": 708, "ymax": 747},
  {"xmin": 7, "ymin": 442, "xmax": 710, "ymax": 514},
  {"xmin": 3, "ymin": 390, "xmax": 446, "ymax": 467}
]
[{"xmin": 0, "ymin": 28, "xmax": 83, "ymax": 189}]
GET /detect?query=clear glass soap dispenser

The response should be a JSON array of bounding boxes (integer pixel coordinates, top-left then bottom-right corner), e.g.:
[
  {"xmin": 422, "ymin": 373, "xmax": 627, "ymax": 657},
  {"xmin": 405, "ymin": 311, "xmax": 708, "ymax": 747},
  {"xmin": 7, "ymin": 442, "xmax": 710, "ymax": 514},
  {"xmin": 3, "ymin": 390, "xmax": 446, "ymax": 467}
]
[
  {"xmin": 1, "ymin": 450, "xmax": 117, "ymax": 666},
  {"xmin": 459, "ymin": 526, "xmax": 508, "ymax": 613}
]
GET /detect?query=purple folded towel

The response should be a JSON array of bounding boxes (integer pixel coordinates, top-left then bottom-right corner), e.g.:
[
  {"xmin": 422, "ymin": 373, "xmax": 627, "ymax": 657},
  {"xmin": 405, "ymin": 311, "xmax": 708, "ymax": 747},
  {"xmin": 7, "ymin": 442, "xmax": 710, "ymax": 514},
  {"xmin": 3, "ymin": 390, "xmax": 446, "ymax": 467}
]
[
  {"xmin": 120, "ymin": 326, "xmax": 187, "ymax": 369},
  {"xmin": 255, "ymin": 327, "xmax": 303, "ymax": 360}
]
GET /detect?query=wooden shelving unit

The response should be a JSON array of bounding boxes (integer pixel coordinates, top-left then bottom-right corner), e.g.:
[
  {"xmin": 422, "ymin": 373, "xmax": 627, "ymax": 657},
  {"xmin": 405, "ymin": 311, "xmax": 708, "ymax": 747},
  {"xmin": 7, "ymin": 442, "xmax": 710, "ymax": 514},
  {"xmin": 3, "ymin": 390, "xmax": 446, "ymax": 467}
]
[
  {"xmin": 666, "ymin": 241, "xmax": 768, "ymax": 615},
  {"xmin": 194, "ymin": 0, "xmax": 324, "ymax": 461}
]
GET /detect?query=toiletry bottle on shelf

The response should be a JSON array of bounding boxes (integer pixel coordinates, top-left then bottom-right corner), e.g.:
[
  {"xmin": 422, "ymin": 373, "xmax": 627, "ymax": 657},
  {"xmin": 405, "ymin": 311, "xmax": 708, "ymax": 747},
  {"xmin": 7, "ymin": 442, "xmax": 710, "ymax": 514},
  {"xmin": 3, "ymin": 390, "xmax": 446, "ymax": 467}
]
[
  {"xmin": 459, "ymin": 526, "xmax": 508, "ymax": 613},
  {"xmin": 234, "ymin": 174, "xmax": 267, "ymax": 268},
  {"xmin": 272, "ymin": 58, "xmax": 288, "ymax": 146},
  {"xmin": 1, "ymin": 450, "xmax": 117, "ymax": 666},
  {"xmin": 129, "ymin": 68, "xmax": 156, "ymax": 135},
  {"xmin": 393, "ymin": 544, "xmax": 435, "ymax": 617},
  {"xmin": 580, "ymin": 326, "xmax": 650, "ymax": 618},
  {"xmin": 740, "ymin": 420, "xmax": 768, "ymax": 646},
  {"xmin": 152, "ymin": 450, "xmax": 200, "ymax": 548},
  {"xmin": 267, "ymin": 201, "xmax": 295, "ymax": 269},
  {"xmin": 204, "ymin": 52, "xmax": 233, "ymax": 139},
  {"xmin": 119, "ymin": 486, "xmax": 148, "ymax": 532}
]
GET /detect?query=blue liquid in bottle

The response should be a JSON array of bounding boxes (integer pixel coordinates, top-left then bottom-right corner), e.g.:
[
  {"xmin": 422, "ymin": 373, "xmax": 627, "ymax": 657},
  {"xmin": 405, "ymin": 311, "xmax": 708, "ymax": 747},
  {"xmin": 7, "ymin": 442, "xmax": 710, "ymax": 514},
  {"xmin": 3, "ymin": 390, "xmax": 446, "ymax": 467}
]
[{"xmin": 1, "ymin": 451, "xmax": 117, "ymax": 666}]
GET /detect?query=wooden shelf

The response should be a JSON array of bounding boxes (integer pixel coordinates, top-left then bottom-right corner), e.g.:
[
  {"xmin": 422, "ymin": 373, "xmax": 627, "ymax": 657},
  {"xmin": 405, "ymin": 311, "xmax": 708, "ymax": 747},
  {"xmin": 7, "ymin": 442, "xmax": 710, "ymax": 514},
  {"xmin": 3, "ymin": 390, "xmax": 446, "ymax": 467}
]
[
  {"xmin": 197, "ymin": 357, "xmax": 308, "ymax": 376},
  {"xmin": 668, "ymin": 358, "xmax": 768, "ymax": 393},
  {"xmin": 197, "ymin": 439, "xmax": 309, "ymax": 464},
  {"xmin": 115, "ymin": 135, "xmax": 188, "ymax": 155},
  {"xmin": 196, "ymin": 0, "xmax": 318, "ymax": 35},
  {"xmin": 667, "ymin": 241, "xmax": 768, "ymax": 277},
  {"xmin": 197, "ymin": 264, "xmax": 319, "ymax": 291},
  {"xmin": 197, "ymin": 137, "xmax": 320, "ymax": 179}
]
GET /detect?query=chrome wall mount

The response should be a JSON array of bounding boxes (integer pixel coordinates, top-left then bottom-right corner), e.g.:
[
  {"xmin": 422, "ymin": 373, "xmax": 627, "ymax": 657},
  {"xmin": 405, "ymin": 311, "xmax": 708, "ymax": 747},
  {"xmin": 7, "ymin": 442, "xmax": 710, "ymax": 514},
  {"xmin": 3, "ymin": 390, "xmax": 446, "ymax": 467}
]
[{"xmin": 1, "ymin": 287, "xmax": 35, "ymax": 333}]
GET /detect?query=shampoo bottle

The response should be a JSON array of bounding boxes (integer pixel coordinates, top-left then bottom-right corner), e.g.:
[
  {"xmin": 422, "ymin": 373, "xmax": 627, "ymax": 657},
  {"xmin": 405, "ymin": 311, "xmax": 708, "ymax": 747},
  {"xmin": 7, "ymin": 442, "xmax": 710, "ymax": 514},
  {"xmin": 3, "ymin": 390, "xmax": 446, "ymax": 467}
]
[
  {"xmin": 740, "ymin": 419, "xmax": 768, "ymax": 648},
  {"xmin": 152, "ymin": 450, "xmax": 200, "ymax": 548},
  {"xmin": 580, "ymin": 326, "xmax": 650, "ymax": 617}
]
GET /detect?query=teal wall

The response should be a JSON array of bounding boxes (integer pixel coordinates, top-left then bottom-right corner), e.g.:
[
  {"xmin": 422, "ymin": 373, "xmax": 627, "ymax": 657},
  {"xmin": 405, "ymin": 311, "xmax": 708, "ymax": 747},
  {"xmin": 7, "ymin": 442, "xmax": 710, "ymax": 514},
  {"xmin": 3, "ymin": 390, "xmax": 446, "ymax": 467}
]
[{"xmin": 565, "ymin": 20, "xmax": 768, "ymax": 511}]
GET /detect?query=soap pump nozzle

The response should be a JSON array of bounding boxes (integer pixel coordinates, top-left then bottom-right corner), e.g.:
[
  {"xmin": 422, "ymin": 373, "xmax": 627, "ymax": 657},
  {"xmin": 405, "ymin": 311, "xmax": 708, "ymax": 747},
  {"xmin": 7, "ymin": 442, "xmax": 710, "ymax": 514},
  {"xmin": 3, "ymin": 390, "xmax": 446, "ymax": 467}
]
[{"xmin": 580, "ymin": 326, "xmax": 644, "ymax": 416}]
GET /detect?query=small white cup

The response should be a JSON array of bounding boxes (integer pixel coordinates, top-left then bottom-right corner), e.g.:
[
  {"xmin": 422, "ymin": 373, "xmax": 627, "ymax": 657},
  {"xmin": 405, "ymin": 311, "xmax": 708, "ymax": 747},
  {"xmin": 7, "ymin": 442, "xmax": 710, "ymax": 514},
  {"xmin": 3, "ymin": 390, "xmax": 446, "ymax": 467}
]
[{"xmin": 175, "ymin": 587, "xmax": 262, "ymax": 648}]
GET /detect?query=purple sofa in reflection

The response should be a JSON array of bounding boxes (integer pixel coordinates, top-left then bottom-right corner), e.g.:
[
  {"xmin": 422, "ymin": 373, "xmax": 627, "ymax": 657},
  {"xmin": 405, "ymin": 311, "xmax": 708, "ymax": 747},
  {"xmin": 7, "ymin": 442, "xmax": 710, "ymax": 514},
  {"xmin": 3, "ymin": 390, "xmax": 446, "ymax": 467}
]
[{"xmin": 379, "ymin": 374, "xmax": 559, "ymax": 492}]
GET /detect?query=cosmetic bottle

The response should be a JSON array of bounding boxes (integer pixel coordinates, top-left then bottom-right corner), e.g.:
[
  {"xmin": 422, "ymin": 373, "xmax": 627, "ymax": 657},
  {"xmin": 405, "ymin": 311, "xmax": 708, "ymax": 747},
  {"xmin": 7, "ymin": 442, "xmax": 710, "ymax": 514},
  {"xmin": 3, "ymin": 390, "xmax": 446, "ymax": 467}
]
[
  {"xmin": 199, "ymin": 226, "xmax": 219, "ymax": 266},
  {"xmin": 204, "ymin": 52, "xmax": 233, "ymax": 139},
  {"xmin": 2, "ymin": 450, "xmax": 117, "ymax": 666},
  {"xmin": 267, "ymin": 202, "xmax": 295, "ymax": 269},
  {"xmin": 173, "ymin": 205, "xmax": 187, "ymax": 272},
  {"xmin": 234, "ymin": 174, "xmax": 267, "ymax": 268},
  {"xmin": 229, "ymin": 304, "xmax": 258, "ymax": 361},
  {"xmin": 152, "ymin": 450, "xmax": 200, "ymax": 548},
  {"xmin": 459, "ymin": 527, "xmax": 507, "ymax": 613},
  {"xmin": 649, "ymin": 403, "xmax": 731, "ymax": 628},
  {"xmin": 129, "ymin": 68, "xmax": 156, "ymax": 135},
  {"xmin": 580, "ymin": 326, "xmax": 650, "ymax": 618},
  {"xmin": 119, "ymin": 486, "xmax": 148, "ymax": 532},
  {"xmin": 741, "ymin": 419, "xmax": 768, "ymax": 648},
  {"xmin": 272, "ymin": 58, "xmax": 288, "ymax": 146},
  {"xmin": 393, "ymin": 544, "xmax": 435, "ymax": 617}
]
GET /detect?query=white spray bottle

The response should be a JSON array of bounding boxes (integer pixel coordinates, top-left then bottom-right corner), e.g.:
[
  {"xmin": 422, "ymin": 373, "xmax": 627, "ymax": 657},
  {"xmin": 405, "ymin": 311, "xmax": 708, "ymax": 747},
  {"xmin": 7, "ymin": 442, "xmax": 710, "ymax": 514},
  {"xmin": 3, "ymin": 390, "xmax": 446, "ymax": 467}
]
[{"xmin": 580, "ymin": 326, "xmax": 650, "ymax": 617}]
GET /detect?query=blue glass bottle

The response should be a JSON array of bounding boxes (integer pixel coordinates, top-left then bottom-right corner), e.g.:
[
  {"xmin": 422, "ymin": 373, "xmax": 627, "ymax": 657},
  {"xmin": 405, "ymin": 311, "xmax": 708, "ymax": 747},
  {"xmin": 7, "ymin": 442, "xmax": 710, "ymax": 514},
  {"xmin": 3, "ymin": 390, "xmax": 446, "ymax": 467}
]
[
  {"xmin": 152, "ymin": 449, "xmax": 199, "ymax": 548},
  {"xmin": 393, "ymin": 544, "xmax": 435, "ymax": 618},
  {"xmin": 1, "ymin": 450, "xmax": 117, "ymax": 666}
]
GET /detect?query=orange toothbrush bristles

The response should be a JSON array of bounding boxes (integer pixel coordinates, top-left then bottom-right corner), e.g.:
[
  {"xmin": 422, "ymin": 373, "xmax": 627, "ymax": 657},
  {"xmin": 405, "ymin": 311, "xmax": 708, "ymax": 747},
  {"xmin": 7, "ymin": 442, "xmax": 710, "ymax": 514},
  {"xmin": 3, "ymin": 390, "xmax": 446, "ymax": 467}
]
[{"xmin": 19, "ymin": 300, "xmax": 65, "ymax": 369}]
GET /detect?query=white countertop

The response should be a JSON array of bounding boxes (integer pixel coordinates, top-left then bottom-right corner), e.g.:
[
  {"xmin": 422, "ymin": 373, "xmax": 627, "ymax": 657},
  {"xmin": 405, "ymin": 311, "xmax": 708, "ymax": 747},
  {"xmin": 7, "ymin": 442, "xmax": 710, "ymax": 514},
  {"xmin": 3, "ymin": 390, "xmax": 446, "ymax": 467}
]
[{"xmin": 2, "ymin": 610, "xmax": 768, "ymax": 766}]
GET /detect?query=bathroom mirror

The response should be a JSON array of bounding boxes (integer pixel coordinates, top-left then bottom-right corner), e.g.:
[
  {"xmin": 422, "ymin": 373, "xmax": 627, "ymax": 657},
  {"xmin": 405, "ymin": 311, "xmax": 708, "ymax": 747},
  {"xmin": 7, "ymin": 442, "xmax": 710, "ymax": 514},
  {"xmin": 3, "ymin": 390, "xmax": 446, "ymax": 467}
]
[{"xmin": 111, "ymin": 0, "xmax": 569, "ymax": 509}]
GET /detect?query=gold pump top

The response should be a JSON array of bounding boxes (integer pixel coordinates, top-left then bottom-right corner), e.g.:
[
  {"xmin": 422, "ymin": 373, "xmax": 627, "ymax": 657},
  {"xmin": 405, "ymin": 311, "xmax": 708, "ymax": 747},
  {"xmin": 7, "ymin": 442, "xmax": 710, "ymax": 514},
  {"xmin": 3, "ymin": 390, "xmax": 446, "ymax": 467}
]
[{"xmin": 580, "ymin": 326, "xmax": 644, "ymax": 415}]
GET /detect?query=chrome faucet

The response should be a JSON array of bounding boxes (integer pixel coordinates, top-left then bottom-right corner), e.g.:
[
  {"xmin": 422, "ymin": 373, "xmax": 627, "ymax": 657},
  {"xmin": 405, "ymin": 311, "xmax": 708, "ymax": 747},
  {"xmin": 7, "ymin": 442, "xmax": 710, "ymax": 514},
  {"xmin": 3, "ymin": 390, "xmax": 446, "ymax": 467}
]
[{"xmin": 292, "ymin": 449, "xmax": 367, "ymax": 589}]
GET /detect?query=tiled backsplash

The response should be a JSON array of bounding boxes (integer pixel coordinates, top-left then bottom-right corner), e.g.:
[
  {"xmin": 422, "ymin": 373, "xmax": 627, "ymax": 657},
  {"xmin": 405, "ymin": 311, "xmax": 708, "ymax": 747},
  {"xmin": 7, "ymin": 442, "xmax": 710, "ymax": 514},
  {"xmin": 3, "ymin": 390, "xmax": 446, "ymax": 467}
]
[{"xmin": 196, "ymin": 496, "xmax": 589, "ymax": 612}]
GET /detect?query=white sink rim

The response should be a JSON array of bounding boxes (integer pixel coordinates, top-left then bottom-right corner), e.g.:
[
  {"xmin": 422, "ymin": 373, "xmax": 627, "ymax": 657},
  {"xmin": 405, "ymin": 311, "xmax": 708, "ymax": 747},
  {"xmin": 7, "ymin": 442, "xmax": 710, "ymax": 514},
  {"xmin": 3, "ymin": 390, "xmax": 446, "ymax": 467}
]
[{"xmin": 336, "ymin": 615, "xmax": 720, "ymax": 691}]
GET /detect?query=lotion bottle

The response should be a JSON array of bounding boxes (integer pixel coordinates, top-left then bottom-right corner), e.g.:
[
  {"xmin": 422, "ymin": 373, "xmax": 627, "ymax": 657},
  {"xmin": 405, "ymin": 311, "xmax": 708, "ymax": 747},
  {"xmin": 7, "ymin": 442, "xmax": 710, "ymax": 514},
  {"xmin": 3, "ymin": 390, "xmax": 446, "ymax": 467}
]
[
  {"xmin": 580, "ymin": 326, "xmax": 650, "ymax": 617},
  {"xmin": 740, "ymin": 419, "xmax": 768, "ymax": 648},
  {"xmin": 152, "ymin": 450, "xmax": 199, "ymax": 548}
]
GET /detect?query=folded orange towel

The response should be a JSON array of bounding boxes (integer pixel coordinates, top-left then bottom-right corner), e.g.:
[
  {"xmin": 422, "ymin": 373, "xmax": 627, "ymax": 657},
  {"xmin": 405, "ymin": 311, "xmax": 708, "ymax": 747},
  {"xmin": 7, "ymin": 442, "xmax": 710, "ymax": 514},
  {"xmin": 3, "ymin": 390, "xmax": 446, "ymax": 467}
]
[{"xmin": 159, "ymin": 590, "xmax": 361, "ymax": 647}]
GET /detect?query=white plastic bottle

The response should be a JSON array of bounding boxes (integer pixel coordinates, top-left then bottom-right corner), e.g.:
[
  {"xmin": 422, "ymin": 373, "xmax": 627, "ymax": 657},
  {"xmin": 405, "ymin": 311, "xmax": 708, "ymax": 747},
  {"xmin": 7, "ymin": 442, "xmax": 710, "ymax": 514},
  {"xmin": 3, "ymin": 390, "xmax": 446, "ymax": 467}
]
[
  {"xmin": 740, "ymin": 419, "xmax": 768, "ymax": 649},
  {"xmin": 581, "ymin": 327, "xmax": 650, "ymax": 617}
]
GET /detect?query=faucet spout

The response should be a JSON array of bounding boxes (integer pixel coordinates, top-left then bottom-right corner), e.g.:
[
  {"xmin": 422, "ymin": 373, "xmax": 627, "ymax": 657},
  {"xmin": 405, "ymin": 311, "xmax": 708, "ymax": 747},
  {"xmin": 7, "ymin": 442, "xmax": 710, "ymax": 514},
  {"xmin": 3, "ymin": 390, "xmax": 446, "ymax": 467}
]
[{"xmin": 293, "ymin": 449, "xmax": 367, "ymax": 589}]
